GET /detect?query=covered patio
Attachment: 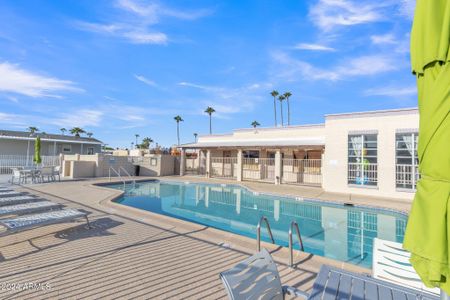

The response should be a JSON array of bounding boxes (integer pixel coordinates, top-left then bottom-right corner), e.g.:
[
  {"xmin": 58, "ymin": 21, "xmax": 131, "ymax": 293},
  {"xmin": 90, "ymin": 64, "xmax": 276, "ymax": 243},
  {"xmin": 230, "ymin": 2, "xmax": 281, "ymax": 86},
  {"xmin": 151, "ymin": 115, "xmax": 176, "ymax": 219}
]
[{"xmin": 179, "ymin": 133, "xmax": 325, "ymax": 186}]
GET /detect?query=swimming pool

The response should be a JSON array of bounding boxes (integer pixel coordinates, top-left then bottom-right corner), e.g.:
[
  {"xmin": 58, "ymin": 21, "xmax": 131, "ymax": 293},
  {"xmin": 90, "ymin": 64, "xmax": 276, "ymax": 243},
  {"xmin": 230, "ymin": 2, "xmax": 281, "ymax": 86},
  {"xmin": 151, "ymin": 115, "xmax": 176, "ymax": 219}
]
[{"xmin": 110, "ymin": 180, "xmax": 408, "ymax": 268}]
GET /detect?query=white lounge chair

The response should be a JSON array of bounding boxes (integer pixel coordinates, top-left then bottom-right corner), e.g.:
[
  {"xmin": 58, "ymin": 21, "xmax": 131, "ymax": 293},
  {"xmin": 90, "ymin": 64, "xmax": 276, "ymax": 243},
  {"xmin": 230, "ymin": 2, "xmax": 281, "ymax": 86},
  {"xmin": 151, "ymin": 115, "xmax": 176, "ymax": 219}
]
[
  {"xmin": 0, "ymin": 201, "xmax": 62, "ymax": 216},
  {"xmin": 372, "ymin": 238, "xmax": 440, "ymax": 296},
  {"xmin": 0, "ymin": 209, "xmax": 91, "ymax": 235},
  {"xmin": 0, "ymin": 191, "xmax": 24, "ymax": 198},
  {"xmin": 0, "ymin": 195, "xmax": 40, "ymax": 206},
  {"xmin": 10, "ymin": 168, "xmax": 25, "ymax": 184}
]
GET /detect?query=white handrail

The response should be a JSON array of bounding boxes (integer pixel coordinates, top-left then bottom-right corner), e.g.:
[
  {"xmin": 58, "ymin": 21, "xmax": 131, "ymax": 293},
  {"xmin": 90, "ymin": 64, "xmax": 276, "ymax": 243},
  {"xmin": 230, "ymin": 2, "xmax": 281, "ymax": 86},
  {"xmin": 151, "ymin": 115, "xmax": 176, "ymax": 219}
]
[
  {"xmin": 119, "ymin": 166, "xmax": 136, "ymax": 188},
  {"xmin": 109, "ymin": 166, "xmax": 126, "ymax": 189}
]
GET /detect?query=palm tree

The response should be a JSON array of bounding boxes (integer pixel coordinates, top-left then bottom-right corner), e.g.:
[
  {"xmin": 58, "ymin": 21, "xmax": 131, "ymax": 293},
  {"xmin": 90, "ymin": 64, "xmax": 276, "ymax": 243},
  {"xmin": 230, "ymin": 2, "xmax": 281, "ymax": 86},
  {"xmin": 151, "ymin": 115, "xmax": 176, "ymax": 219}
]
[
  {"xmin": 174, "ymin": 115, "xmax": 184, "ymax": 145},
  {"xmin": 270, "ymin": 90, "xmax": 279, "ymax": 126},
  {"xmin": 135, "ymin": 134, "xmax": 140, "ymax": 147},
  {"xmin": 141, "ymin": 137, "xmax": 153, "ymax": 149},
  {"xmin": 194, "ymin": 133, "xmax": 198, "ymax": 142},
  {"xmin": 60, "ymin": 128, "xmax": 67, "ymax": 135},
  {"xmin": 278, "ymin": 95, "xmax": 285, "ymax": 126},
  {"xmin": 87, "ymin": 132, "xmax": 93, "ymax": 138},
  {"xmin": 205, "ymin": 106, "xmax": 215, "ymax": 134},
  {"xmin": 283, "ymin": 92, "xmax": 292, "ymax": 125},
  {"xmin": 70, "ymin": 127, "xmax": 85, "ymax": 137},
  {"xmin": 251, "ymin": 121, "xmax": 260, "ymax": 128},
  {"xmin": 28, "ymin": 127, "xmax": 39, "ymax": 135}
]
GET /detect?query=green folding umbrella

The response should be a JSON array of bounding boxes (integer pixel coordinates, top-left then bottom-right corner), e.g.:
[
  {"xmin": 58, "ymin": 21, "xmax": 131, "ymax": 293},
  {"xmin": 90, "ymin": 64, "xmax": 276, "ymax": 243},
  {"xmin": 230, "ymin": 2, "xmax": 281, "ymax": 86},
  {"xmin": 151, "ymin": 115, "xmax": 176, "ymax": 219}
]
[
  {"xmin": 403, "ymin": 0, "xmax": 450, "ymax": 294},
  {"xmin": 33, "ymin": 136, "xmax": 42, "ymax": 165}
]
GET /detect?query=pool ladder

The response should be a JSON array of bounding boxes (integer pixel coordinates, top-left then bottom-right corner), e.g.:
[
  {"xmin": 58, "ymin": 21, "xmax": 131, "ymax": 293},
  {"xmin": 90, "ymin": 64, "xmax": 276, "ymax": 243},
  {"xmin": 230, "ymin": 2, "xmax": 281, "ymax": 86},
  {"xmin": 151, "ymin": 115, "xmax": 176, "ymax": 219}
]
[{"xmin": 256, "ymin": 216, "xmax": 304, "ymax": 267}]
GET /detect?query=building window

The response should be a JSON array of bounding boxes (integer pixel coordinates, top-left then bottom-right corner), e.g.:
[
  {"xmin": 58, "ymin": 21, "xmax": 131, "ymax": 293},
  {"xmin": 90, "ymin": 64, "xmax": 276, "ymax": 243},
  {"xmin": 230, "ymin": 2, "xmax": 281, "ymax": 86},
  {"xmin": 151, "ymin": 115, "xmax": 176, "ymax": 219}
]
[
  {"xmin": 87, "ymin": 147, "xmax": 94, "ymax": 155},
  {"xmin": 348, "ymin": 134, "xmax": 378, "ymax": 186},
  {"xmin": 243, "ymin": 150, "xmax": 259, "ymax": 158},
  {"xmin": 150, "ymin": 158, "xmax": 157, "ymax": 166},
  {"xmin": 62, "ymin": 144, "xmax": 72, "ymax": 153},
  {"xmin": 395, "ymin": 132, "xmax": 419, "ymax": 190}
]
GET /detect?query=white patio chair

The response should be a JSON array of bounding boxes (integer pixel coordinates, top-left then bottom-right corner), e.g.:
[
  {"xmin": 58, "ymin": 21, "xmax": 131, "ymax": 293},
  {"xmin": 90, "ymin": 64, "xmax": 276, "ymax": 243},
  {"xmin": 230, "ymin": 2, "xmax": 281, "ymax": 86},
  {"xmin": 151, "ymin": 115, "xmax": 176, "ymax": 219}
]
[
  {"xmin": 10, "ymin": 168, "xmax": 24, "ymax": 184},
  {"xmin": 372, "ymin": 238, "xmax": 440, "ymax": 296},
  {"xmin": 53, "ymin": 166, "xmax": 61, "ymax": 181},
  {"xmin": 39, "ymin": 166, "xmax": 55, "ymax": 183}
]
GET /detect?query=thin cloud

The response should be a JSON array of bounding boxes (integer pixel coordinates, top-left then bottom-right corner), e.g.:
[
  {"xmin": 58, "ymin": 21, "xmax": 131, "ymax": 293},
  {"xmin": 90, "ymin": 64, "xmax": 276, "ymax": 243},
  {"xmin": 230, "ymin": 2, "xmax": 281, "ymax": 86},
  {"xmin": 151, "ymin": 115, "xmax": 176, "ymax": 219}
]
[
  {"xmin": 364, "ymin": 85, "xmax": 417, "ymax": 97},
  {"xmin": 134, "ymin": 74, "xmax": 157, "ymax": 87},
  {"xmin": 371, "ymin": 33, "xmax": 396, "ymax": 45},
  {"xmin": 52, "ymin": 109, "xmax": 104, "ymax": 128},
  {"xmin": 309, "ymin": 0, "xmax": 388, "ymax": 31},
  {"xmin": 75, "ymin": 0, "xmax": 211, "ymax": 45},
  {"xmin": 271, "ymin": 51, "xmax": 400, "ymax": 81},
  {"xmin": 0, "ymin": 62, "xmax": 83, "ymax": 98},
  {"xmin": 293, "ymin": 43, "xmax": 336, "ymax": 51}
]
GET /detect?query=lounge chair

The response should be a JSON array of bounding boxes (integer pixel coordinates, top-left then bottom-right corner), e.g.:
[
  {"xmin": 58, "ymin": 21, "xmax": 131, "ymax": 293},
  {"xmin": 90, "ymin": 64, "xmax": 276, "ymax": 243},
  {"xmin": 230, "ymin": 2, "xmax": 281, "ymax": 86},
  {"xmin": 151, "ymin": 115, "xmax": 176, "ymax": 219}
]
[
  {"xmin": 0, "ymin": 195, "xmax": 41, "ymax": 207},
  {"xmin": 373, "ymin": 238, "xmax": 440, "ymax": 295},
  {"xmin": 0, "ymin": 191, "xmax": 24, "ymax": 198},
  {"xmin": 39, "ymin": 166, "xmax": 55, "ymax": 183},
  {"xmin": 220, "ymin": 249, "xmax": 439, "ymax": 300},
  {"xmin": 0, "ymin": 201, "xmax": 62, "ymax": 217},
  {"xmin": 220, "ymin": 248, "xmax": 308, "ymax": 299},
  {"xmin": 0, "ymin": 209, "xmax": 91, "ymax": 235}
]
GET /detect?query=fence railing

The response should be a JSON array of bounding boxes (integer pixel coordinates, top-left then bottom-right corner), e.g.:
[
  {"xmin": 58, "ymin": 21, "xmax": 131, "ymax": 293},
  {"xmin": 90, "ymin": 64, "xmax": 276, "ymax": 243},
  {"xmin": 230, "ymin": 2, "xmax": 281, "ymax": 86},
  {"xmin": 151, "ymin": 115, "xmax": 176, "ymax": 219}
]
[
  {"xmin": 242, "ymin": 158, "xmax": 275, "ymax": 182},
  {"xmin": 0, "ymin": 155, "xmax": 60, "ymax": 174},
  {"xmin": 186, "ymin": 157, "xmax": 206, "ymax": 175},
  {"xmin": 282, "ymin": 159, "xmax": 322, "ymax": 185},
  {"xmin": 396, "ymin": 164, "xmax": 419, "ymax": 190},
  {"xmin": 211, "ymin": 157, "xmax": 237, "ymax": 178},
  {"xmin": 348, "ymin": 162, "xmax": 378, "ymax": 186}
]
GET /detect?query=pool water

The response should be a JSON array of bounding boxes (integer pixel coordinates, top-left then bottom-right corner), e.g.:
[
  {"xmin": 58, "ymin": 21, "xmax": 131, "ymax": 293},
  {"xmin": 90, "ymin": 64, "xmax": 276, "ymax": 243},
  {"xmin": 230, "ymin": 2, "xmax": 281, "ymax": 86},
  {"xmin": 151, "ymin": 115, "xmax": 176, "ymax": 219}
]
[{"xmin": 111, "ymin": 180, "xmax": 408, "ymax": 268}]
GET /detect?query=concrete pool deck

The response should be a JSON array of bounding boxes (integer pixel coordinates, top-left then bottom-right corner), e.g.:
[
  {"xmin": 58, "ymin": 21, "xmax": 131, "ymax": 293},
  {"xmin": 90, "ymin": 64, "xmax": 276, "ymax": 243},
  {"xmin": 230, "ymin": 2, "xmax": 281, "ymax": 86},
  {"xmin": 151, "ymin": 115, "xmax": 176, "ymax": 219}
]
[{"xmin": 0, "ymin": 176, "xmax": 410, "ymax": 299}]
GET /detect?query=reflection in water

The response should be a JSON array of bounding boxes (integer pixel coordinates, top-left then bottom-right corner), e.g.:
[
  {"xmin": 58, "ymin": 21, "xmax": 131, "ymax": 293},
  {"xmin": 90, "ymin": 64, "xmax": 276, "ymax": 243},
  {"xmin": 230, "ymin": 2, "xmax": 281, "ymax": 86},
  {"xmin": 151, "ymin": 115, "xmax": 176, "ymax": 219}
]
[{"xmin": 115, "ymin": 181, "xmax": 407, "ymax": 268}]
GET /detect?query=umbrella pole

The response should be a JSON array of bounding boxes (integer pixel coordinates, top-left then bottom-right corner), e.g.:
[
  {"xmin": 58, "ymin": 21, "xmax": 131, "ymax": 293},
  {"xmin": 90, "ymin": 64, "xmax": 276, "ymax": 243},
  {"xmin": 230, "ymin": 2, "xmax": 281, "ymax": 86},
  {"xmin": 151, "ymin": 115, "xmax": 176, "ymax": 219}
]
[{"xmin": 441, "ymin": 290, "xmax": 450, "ymax": 300}]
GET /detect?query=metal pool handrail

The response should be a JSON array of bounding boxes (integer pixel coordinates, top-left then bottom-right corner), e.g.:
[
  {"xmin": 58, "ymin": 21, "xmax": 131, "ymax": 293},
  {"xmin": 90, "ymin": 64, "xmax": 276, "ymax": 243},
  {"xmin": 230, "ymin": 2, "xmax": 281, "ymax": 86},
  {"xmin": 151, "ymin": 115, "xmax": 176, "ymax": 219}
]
[
  {"xmin": 289, "ymin": 220, "xmax": 304, "ymax": 267},
  {"xmin": 257, "ymin": 216, "xmax": 275, "ymax": 251}
]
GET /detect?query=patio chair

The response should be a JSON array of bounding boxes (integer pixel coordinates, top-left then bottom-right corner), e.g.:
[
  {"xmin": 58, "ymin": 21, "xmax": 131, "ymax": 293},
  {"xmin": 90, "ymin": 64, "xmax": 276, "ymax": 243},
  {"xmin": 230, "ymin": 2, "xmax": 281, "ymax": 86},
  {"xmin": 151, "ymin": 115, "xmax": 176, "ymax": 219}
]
[
  {"xmin": 0, "ymin": 195, "xmax": 40, "ymax": 206},
  {"xmin": 38, "ymin": 166, "xmax": 55, "ymax": 183},
  {"xmin": 10, "ymin": 168, "xmax": 25, "ymax": 184},
  {"xmin": 372, "ymin": 238, "xmax": 440, "ymax": 295},
  {"xmin": 0, "ymin": 191, "xmax": 24, "ymax": 198},
  {"xmin": 220, "ymin": 249, "xmax": 439, "ymax": 300},
  {"xmin": 53, "ymin": 166, "xmax": 61, "ymax": 182},
  {"xmin": 0, "ymin": 209, "xmax": 91, "ymax": 235},
  {"xmin": 0, "ymin": 201, "xmax": 62, "ymax": 216}
]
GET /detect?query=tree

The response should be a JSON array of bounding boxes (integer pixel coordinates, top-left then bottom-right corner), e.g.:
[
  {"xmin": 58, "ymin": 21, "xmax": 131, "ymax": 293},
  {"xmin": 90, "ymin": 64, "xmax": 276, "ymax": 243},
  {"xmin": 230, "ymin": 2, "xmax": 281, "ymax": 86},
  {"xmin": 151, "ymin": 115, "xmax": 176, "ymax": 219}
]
[
  {"xmin": 60, "ymin": 128, "xmax": 67, "ymax": 135},
  {"xmin": 193, "ymin": 133, "xmax": 198, "ymax": 142},
  {"xmin": 28, "ymin": 127, "xmax": 39, "ymax": 135},
  {"xmin": 135, "ymin": 134, "xmax": 140, "ymax": 147},
  {"xmin": 141, "ymin": 137, "xmax": 153, "ymax": 149},
  {"xmin": 70, "ymin": 127, "xmax": 86, "ymax": 137},
  {"xmin": 174, "ymin": 115, "xmax": 184, "ymax": 145},
  {"xmin": 87, "ymin": 132, "xmax": 93, "ymax": 138},
  {"xmin": 270, "ymin": 90, "xmax": 279, "ymax": 126},
  {"xmin": 278, "ymin": 95, "xmax": 285, "ymax": 126},
  {"xmin": 251, "ymin": 121, "xmax": 260, "ymax": 128},
  {"xmin": 205, "ymin": 106, "xmax": 216, "ymax": 134},
  {"xmin": 283, "ymin": 92, "xmax": 292, "ymax": 126}
]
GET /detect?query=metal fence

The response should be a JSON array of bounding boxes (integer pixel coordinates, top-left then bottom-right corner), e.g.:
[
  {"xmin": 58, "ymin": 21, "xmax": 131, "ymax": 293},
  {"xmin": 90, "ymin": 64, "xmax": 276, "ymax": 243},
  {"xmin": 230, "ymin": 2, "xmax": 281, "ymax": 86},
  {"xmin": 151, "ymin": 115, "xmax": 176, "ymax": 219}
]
[
  {"xmin": 0, "ymin": 155, "xmax": 60, "ymax": 174},
  {"xmin": 211, "ymin": 157, "xmax": 237, "ymax": 178},
  {"xmin": 185, "ymin": 157, "xmax": 206, "ymax": 175},
  {"xmin": 348, "ymin": 162, "xmax": 378, "ymax": 186},
  {"xmin": 242, "ymin": 158, "xmax": 275, "ymax": 182},
  {"xmin": 282, "ymin": 159, "xmax": 322, "ymax": 186},
  {"xmin": 396, "ymin": 164, "xmax": 419, "ymax": 190}
]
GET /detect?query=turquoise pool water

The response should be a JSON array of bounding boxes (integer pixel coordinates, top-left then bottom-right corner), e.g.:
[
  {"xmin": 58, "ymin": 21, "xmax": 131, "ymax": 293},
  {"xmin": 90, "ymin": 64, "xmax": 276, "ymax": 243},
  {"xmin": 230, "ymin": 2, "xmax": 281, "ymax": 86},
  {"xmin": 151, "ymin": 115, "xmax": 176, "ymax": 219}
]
[{"xmin": 110, "ymin": 180, "xmax": 408, "ymax": 268}]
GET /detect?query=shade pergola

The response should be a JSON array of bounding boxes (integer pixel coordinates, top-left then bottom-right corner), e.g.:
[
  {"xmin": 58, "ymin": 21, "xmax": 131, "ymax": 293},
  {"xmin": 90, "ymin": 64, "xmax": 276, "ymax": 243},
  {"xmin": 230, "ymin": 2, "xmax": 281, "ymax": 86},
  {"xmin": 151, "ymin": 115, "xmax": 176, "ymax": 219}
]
[{"xmin": 403, "ymin": 0, "xmax": 450, "ymax": 294}]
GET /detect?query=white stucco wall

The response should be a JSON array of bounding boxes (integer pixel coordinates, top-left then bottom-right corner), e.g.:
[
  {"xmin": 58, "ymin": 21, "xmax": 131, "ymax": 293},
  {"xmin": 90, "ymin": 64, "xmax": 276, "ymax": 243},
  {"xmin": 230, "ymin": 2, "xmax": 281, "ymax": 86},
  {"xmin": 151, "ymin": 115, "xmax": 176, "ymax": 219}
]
[{"xmin": 322, "ymin": 108, "xmax": 419, "ymax": 200}]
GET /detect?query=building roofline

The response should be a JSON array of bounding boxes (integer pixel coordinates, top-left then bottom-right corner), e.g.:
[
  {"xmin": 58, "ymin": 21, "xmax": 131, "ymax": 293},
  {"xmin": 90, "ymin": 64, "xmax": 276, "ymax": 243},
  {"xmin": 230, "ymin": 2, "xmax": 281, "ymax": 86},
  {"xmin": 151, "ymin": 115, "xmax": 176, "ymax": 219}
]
[
  {"xmin": 233, "ymin": 123, "xmax": 325, "ymax": 132},
  {"xmin": 325, "ymin": 107, "xmax": 418, "ymax": 119}
]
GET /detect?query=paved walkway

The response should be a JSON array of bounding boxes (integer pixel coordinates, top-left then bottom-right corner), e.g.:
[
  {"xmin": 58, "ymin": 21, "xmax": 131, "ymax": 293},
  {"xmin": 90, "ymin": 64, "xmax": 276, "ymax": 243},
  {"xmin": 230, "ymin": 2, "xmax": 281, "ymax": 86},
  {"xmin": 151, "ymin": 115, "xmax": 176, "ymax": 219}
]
[{"xmin": 0, "ymin": 177, "xmax": 389, "ymax": 299}]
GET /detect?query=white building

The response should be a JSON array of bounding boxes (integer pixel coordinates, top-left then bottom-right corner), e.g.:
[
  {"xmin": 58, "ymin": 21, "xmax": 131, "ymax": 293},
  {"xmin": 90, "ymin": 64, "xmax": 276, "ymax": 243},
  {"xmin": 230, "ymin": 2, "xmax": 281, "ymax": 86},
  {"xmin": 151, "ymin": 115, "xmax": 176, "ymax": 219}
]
[{"xmin": 180, "ymin": 108, "xmax": 419, "ymax": 200}]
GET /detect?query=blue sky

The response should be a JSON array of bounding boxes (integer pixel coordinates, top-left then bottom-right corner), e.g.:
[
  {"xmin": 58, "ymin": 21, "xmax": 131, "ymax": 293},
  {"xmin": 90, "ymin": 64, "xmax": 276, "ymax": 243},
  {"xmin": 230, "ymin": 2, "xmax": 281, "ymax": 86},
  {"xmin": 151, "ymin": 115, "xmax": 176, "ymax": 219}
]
[{"xmin": 0, "ymin": 0, "xmax": 417, "ymax": 148}]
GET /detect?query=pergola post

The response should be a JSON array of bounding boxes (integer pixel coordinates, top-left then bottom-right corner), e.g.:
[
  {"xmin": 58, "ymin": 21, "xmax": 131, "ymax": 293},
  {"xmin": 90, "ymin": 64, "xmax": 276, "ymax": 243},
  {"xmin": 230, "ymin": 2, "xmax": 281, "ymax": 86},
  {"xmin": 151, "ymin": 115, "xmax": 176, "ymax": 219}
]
[
  {"xmin": 180, "ymin": 149, "xmax": 186, "ymax": 176},
  {"xmin": 206, "ymin": 149, "xmax": 211, "ymax": 178},
  {"xmin": 275, "ymin": 149, "xmax": 282, "ymax": 185},
  {"xmin": 237, "ymin": 149, "xmax": 243, "ymax": 181}
]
